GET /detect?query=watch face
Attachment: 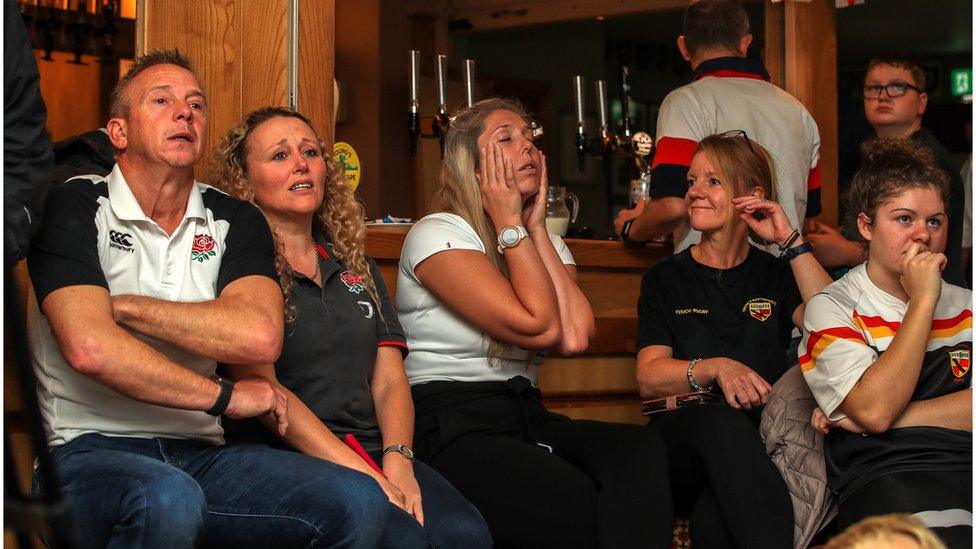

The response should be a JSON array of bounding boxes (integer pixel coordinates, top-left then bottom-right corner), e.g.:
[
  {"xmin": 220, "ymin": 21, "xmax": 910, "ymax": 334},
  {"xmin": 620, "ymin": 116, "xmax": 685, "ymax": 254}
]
[{"xmin": 500, "ymin": 227, "xmax": 520, "ymax": 246}]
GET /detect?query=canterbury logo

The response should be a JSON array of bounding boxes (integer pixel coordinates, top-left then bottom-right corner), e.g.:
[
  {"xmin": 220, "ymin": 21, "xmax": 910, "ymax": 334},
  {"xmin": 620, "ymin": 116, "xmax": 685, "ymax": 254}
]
[{"xmin": 108, "ymin": 230, "xmax": 135, "ymax": 253}]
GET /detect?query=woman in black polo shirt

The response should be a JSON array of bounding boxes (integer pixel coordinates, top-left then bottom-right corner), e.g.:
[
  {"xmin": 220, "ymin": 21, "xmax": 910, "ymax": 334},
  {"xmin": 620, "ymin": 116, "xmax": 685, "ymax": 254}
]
[
  {"xmin": 636, "ymin": 132, "xmax": 832, "ymax": 548},
  {"xmin": 208, "ymin": 106, "xmax": 491, "ymax": 548}
]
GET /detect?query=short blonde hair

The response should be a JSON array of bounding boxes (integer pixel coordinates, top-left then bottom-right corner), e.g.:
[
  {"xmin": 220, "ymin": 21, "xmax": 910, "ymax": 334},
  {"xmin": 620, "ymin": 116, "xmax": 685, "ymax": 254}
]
[{"xmin": 825, "ymin": 514, "xmax": 946, "ymax": 549}]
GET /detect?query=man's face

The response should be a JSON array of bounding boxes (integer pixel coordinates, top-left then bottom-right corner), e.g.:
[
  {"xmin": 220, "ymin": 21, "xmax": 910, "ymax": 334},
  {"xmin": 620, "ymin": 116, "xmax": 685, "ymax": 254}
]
[
  {"xmin": 863, "ymin": 64, "xmax": 927, "ymax": 134},
  {"xmin": 112, "ymin": 64, "xmax": 207, "ymax": 169}
]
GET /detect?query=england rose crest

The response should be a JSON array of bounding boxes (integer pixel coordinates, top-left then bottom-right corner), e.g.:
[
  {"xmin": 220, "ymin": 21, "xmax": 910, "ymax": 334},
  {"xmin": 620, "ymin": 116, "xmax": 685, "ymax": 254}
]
[
  {"xmin": 340, "ymin": 270, "xmax": 366, "ymax": 294},
  {"xmin": 191, "ymin": 234, "xmax": 217, "ymax": 262}
]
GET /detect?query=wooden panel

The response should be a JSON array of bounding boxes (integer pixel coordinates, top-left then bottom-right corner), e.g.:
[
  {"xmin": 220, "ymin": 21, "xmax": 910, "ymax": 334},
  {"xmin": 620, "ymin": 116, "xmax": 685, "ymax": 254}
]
[
  {"xmin": 35, "ymin": 52, "xmax": 106, "ymax": 141},
  {"xmin": 299, "ymin": 0, "xmax": 336, "ymax": 145},
  {"xmin": 763, "ymin": 0, "xmax": 784, "ymax": 89},
  {"xmin": 138, "ymin": 0, "xmax": 241, "ymax": 177},
  {"xmin": 241, "ymin": 2, "xmax": 288, "ymax": 116},
  {"xmin": 785, "ymin": 0, "xmax": 838, "ymax": 228}
]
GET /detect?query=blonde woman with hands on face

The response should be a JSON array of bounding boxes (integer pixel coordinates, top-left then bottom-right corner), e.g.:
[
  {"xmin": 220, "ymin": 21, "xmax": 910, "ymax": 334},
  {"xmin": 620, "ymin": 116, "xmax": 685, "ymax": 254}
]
[{"xmin": 397, "ymin": 98, "xmax": 674, "ymax": 549}]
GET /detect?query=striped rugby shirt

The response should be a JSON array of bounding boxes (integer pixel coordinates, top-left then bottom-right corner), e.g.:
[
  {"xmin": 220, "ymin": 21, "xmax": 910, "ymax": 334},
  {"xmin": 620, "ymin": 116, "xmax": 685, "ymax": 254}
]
[
  {"xmin": 800, "ymin": 263, "xmax": 972, "ymax": 497},
  {"xmin": 651, "ymin": 56, "xmax": 822, "ymax": 254}
]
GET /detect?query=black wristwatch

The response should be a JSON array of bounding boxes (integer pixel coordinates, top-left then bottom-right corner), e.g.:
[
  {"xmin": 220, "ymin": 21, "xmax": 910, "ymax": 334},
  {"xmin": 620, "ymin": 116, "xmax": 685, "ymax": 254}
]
[{"xmin": 206, "ymin": 374, "xmax": 235, "ymax": 416}]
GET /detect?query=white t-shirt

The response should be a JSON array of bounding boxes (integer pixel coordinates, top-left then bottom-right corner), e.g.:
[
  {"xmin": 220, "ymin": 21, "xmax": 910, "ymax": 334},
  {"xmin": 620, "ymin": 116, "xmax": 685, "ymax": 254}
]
[{"xmin": 396, "ymin": 212, "xmax": 575, "ymax": 386}]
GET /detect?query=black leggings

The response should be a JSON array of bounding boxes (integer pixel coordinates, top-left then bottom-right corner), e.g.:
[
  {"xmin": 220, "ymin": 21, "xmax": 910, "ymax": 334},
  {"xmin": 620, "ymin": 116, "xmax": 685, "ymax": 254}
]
[
  {"xmin": 651, "ymin": 402, "xmax": 793, "ymax": 549},
  {"xmin": 412, "ymin": 378, "xmax": 674, "ymax": 549}
]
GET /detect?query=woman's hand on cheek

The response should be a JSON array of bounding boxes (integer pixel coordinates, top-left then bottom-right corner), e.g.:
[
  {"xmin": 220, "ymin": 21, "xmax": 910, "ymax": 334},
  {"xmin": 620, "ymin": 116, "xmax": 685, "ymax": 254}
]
[
  {"xmin": 522, "ymin": 153, "xmax": 548, "ymax": 234},
  {"xmin": 479, "ymin": 142, "xmax": 524, "ymax": 230},
  {"xmin": 733, "ymin": 195, "xmax": 794, "ymax": 244}
]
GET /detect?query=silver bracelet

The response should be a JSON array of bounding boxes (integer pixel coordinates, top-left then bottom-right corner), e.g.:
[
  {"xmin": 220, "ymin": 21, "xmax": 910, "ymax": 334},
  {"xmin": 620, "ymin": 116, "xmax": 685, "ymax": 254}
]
[{"xmin": 686, "ymin": 358, "xmax": 713, "ymax": 392}]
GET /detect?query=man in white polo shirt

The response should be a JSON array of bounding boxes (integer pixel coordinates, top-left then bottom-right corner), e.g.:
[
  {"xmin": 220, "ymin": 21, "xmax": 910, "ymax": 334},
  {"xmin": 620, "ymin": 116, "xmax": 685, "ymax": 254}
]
[
  {"xmin": 614, "ymin": 0, "xmax": 821, "ymax": 254},
  {"xmin": 26, "ymin": 49, "xmax": 388, "ymax": 548}
]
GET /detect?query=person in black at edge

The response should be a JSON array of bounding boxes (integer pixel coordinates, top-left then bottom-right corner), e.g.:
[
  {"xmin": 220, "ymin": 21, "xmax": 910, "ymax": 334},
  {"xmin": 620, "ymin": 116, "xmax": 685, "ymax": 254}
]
[
  {"xmin": 807, "ymin": 54, "xmax": 968, "ymax": 287},
  {"xmin": 636, "ymin": 132, "xmax": 833, "ymax": 548},
  {"xmin": 805, "ymin": 139, "xmax": 972, "ymax": 548},
  {"xmin": 5, "ymin": 0, "xmax": 54, "ymax": 267},
  {"xmin": 209, "ymin": 106, "xmax": 491, "ymax": 549}
]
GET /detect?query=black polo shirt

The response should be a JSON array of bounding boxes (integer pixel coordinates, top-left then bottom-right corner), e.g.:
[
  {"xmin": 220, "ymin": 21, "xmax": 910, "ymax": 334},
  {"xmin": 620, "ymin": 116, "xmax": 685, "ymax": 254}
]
[
  {"xmin": 225, "ymin": 233, "xmax": 407, "ymax": 452},
  {"xmin": 637, "ymin": 246, "xmax": 802, "ymax": 387}
]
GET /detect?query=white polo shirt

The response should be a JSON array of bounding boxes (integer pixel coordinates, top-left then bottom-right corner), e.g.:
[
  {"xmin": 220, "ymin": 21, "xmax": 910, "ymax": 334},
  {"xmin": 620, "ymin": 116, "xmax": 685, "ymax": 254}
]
[{"xmin": 27, "ymin": 164, "xmax": 278, "ymax": 447}]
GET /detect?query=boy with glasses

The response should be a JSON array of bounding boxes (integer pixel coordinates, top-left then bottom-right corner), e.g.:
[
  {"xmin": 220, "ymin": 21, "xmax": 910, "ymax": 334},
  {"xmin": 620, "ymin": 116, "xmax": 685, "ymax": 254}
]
[{"xmin": 807, "ymin": 54, "xmax": 966, "ymax": 286}]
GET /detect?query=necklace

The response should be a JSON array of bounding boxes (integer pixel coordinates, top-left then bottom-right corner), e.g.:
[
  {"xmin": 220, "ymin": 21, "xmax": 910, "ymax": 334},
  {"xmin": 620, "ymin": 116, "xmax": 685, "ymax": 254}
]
[{"xmin": 293, "ymin": 247, "xmax": 320, "ymax": 280}]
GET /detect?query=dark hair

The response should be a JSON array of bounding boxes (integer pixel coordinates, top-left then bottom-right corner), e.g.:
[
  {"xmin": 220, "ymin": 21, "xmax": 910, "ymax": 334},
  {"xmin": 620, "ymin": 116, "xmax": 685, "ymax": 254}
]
[
  {"xmin": 866, "ymin": 53, "xmax": 927, "ymax": 92},
  {"xmin": 682, "ymin": 0, "xmax": 750, "ymax": 57},
  {"xmin": 109, "ymin": 49, "xmax": 200, "ymax": 117},
  {"xmin": 847, "ymin": 138, "xmax": 949, "ymax": 244}
]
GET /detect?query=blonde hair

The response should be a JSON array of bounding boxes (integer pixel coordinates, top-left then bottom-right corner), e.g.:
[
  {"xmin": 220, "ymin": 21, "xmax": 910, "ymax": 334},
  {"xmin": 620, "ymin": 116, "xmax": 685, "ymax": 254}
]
[
  {"xmin": 825, "ymin": 514, "xmax": 946, "ymax": 549},
  {"xmin": 206, "ymin": 106, "xmax": 381, "ymax": 322},
  {"xmin": 432, "ymin": 98, "xmax": 532, "ymax": 366},
  {"xmin": 693, "ymin": 132, "xmax": 777, "ymax": 245}
]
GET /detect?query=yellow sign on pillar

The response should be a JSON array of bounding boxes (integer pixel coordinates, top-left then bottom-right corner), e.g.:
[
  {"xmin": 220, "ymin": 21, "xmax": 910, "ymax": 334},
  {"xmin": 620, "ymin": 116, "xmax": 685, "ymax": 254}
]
[{"xmin": 333, "ymin": 141, "xmax": 361, "ymax": 190}]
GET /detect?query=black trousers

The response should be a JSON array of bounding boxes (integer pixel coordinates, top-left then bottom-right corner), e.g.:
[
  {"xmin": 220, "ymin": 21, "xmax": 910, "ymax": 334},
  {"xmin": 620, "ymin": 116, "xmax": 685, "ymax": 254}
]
[
  {"xmin": 839, "ymin": 469, "xmax": 972, "ymax": 549},
  {"xmin": 651, "ymin": 402, "xmax": 793, "ymax": 549},
  {"xmin": 412, "ymin": 377, "xmax": 674, "ymax": 549}
]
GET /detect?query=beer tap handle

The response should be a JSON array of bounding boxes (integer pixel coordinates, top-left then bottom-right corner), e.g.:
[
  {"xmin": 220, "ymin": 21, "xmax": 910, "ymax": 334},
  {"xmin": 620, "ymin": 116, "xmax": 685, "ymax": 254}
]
[
  {"xmin": 620, "ymin": 65, "xmax": 633, "ymax": 139},
  {"xmin": 572, "ymin": 75, "xmax": 587, "ymax": 173},
  {"xmin": 408, "ymin": 50, "xmax": 421, "ymax": 156}
]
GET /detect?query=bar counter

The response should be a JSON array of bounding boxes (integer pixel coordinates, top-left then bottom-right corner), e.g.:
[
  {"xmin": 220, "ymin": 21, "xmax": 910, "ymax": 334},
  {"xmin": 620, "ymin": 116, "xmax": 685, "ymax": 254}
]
[{"xmin": 366, "ymin": 226, "xmax": 671, "ymax": 425}]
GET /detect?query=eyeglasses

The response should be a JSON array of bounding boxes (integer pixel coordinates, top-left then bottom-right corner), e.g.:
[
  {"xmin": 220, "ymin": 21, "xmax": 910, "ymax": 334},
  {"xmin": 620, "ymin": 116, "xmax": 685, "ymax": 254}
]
[
  {"xmin": 717, "ymin": 129, "xmax": 756, "ymax": 157},
  {"xmin": 863, "ymin": 82, "xmax": 922, "ymax": 99}
]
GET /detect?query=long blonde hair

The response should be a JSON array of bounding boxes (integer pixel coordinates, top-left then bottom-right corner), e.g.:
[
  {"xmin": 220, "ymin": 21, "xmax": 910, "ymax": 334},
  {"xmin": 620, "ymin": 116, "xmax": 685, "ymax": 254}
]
[
  {"xmin": 206, "ymin": 106, "xmax": 381, "ymax": 321},
  {"xmin": 432, "ymin": 98, "xmax": 534, "ymax": 366}
]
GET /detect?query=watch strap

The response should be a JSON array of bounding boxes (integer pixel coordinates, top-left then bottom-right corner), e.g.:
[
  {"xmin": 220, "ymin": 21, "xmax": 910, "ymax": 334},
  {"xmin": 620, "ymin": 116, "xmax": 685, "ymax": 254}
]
[
  {"xmin": 382, "ymin": 444, "xmax": 415, "ymax": 462},
  {"xmin": 206, "ymin": 375, "xmax": 234, "ymax": 416},
  {"xmin": 496, "ymin": 225, "xmax": 529, "ymax": 254},
  {"xmin": 783, "ymin": 241, "xmax": 813, "ymax": 261}
]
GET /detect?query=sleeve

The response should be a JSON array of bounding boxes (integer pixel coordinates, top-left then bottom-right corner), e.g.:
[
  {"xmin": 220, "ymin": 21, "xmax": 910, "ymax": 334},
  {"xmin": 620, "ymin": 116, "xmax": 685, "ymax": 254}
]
[
  {"xmin": 799, "ymin": 293, "xmax": 876, "ymax": 420},
  {"xmin": 26, "ymin": 182, "xmax": 107, "ymax": 305},
  {"xmin": 548, "ymin": 232, "xmax": 576, "ymax": 266},
  {"xmin": 368, "ymin": 256, "xmax": 407, "ymax": 357},
  {"xmin": 649, "ymin": 89, "xmax": 704, "ymax": 200},
  {"xmin": 399, "ymin": 214, "xmax": 485, "ymax": 280},
  {"xmin": 4, "ymin": 0, "xmax": 54, "ymax": 268},
  {"xmin": 216, "ymin": 201, "xmax": 279, "ymax": 295},
  {"xmin": 636, "ymin": 267, "xmax": 674, "ymax": 352},
  {"xmin": 804, "ymin": 113, "xmax": 823, "ymax": 219}
]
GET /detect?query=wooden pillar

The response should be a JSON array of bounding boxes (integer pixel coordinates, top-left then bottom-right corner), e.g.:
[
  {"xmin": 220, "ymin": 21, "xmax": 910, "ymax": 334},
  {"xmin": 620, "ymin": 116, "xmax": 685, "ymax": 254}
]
[
  {"xmin": 766, "ymin": 0, "xmax": 839, "ymax": 228},
  {"xmin": 136, "ymin": 0, "xmax": 335, "ymax": 174}
]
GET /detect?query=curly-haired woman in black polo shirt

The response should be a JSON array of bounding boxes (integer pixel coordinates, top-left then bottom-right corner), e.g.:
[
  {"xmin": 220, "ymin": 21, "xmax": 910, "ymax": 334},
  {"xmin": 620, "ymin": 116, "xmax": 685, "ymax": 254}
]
[
  {"xmin": 207, "ymin": 106, "xmax": 491, "ymax": 548},
  {"xmin": 635, "ymin": 132, "xmax": 833, "ymax": 548}
]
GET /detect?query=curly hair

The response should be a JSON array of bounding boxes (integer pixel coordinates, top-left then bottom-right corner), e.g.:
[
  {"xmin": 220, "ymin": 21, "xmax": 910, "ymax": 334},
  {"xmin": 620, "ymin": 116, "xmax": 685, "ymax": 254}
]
[
  {"xmin": 205, "ymin": 106, "xmax": 380, "ymax": 323},
  {"xmin": 847, "ymin": 137, "xmax": 949, "ymax": 246}
]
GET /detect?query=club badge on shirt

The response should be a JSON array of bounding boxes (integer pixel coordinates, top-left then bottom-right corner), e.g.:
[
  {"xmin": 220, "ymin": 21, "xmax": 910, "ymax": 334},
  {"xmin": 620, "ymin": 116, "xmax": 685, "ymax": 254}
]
[
  {"xmin": 340, "ymin": 270, "xmax": 366, "ymax": 294},
  {"xmin": 948, "ymin": 347, "xmax": 971, "ymax": 380},
  {"xmin": 743, "ymin": 298, "xmax": 774, "ymax": 322},
  {"xmin": 190, "ymin": 234, "xmax": 217, "ymax": 263}
]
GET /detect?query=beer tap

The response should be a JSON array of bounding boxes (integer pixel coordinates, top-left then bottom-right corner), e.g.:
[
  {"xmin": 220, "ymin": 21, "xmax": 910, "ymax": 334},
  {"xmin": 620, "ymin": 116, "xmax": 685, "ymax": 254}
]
[
  {"xmin": 572, "ymin": 75, "xmax": 586, "ymax": 173},
  {"xmin": 432, "ymin": 54, "xmax": 451, "ymax": 157},
  {"xmin": 463, "ymin": 59, "xmax": 476, "ymax": 108},
  {"xmin": 408, "ymin": 50, "xmax": 421, "ymax": 156}
]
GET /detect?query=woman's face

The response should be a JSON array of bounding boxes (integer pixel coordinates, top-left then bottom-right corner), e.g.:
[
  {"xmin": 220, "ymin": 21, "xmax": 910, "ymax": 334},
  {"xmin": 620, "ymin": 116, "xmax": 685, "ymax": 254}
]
[
  {"xmin": 685, "ymin": 151, "xmax": 734, "ymax": 232},
  {"xmin": 475, "ymin": 109, "xmax": 543, "ymax": 198},
  {"xmin": 244, "ymin": 116, "xmax": 327, "ymax": 220},
  {"xmin": 858, "ymin": 186, "xmax": 947, "ymax": 275}
]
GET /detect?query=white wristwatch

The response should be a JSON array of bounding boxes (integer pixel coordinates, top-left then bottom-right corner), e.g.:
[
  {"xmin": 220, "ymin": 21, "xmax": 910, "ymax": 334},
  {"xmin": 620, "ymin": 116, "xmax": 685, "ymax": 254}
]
[{"xmin": 496, "ymin": 225, "xmax": 529, "ymax": 254}]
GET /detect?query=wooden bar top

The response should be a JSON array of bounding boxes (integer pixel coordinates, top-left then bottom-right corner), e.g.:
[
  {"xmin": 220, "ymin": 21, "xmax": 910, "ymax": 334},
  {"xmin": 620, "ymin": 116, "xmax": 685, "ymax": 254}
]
[{"xmin": 365, "ymin": 225, "xmax": 672, "ymax": 269}]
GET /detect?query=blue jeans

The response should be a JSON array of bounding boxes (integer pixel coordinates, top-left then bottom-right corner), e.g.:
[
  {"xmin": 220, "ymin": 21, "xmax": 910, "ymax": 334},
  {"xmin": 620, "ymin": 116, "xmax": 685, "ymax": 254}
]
[
  {"xmin": 368, "ymin": 451, "xmax": 491, "ymax": 549},
  {"xmin": 34, "ymin": 434, "xmax": 390, "ymax": 549}
]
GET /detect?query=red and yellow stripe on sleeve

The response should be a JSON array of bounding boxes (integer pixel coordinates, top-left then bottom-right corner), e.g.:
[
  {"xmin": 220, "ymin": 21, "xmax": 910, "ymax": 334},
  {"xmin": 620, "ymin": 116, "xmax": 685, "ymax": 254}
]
[
  {"xmin": 799, "ymin": 326, "xmax": 867, "ymax": 372},
  {"xmin": 929, "ymin": 309, "xmax": 973, "ymax": 341}
]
